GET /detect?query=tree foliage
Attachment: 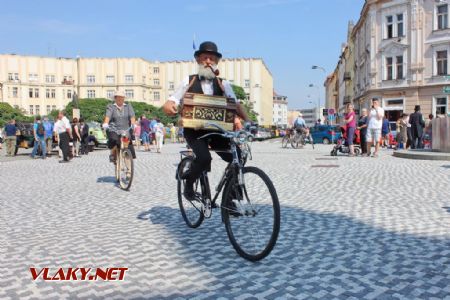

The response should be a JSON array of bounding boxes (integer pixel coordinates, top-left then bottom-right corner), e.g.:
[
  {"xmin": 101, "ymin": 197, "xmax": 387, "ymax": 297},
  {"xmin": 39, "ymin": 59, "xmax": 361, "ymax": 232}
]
[
  {"xmin": 65, "ymin": 98, "xmax": 177, "ymax": 125},
  {"xmin": 0, "ymin": 103, "xmax": 34, "ymax": 127},
  {"xmin": 231, "ymin": 84, "xmax": 258, "ymax": 123}
]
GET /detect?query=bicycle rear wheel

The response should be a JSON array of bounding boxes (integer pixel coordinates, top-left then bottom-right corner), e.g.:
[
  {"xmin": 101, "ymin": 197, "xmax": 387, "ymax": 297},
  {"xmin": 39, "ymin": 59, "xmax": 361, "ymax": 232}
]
[
  {"xmin": 177, "ymin": 157, "xmax": 204, "ymax": 228},
  {"xmin": 291, "ymin": 135, "xmax": 300, "ymax": 149},
  {"xmin": 118, "ymin": 149, "xmax": 133, "ymax": 190},
  {"xmin": 222, "ymin": 166, "xmax": 280, "ymax": 261}
]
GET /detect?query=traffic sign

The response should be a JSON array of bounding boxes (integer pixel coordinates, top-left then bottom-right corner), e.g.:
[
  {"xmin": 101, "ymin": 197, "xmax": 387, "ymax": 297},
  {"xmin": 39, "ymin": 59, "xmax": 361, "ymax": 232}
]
[
  {"xmin": 323, "ymin": 108, "xmax": 328, "ymax": 116},
  {"xmin": 328, "ymin": 108, "xmax": 335, "ymax": 115},
  {"xmin": 443, "ymin": 86, "xmax": 450, "ymax": 94}
]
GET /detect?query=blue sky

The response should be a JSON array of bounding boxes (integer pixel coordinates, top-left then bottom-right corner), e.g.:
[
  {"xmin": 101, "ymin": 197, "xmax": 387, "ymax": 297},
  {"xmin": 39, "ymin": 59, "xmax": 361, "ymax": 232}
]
[{"xmin": 0, "ymin": 0, "xmax": 364, "ymax": 108}]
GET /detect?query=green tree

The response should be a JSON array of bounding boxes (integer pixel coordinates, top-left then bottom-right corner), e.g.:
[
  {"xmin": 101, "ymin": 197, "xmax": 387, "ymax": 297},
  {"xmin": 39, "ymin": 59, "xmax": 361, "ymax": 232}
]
[
  {"xmin": 0, "ymin": 103, "xmax": 34, "ymax": 127},
  {"xmin": 231, "ymin": 84, "xmax": 258, "ymax": 123},
  {"xmin": 64, "ymin": 98, "xmax": 177, "ymax": 125}
]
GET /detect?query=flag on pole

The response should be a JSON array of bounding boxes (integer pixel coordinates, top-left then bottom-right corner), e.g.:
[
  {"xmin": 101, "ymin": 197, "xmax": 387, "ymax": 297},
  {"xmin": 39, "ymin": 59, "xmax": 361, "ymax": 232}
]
[{"xmin": 192, "ymin": 34, "xmax": 196, "ymax": 50}]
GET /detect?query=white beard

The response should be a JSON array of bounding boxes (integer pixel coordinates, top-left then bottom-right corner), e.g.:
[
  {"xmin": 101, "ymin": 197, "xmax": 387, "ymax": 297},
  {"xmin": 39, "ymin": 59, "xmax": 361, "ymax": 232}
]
[{"xmin": 197, "ymin": 64, "xmax": 216, "ymax": 80}]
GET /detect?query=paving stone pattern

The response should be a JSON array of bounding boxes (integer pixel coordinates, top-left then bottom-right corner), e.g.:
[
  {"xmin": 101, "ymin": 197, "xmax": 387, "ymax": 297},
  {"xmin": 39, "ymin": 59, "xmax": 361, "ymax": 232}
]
[{"xmin": 1, "ymin": 141, "xmax": 449, "ymax": 299}]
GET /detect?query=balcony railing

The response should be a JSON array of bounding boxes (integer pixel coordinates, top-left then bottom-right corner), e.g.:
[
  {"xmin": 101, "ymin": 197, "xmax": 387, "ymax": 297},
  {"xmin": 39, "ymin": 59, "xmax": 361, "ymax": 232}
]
[{"xmin": 62, "ymin": 79, "xmax": 74, "ymax": 85}]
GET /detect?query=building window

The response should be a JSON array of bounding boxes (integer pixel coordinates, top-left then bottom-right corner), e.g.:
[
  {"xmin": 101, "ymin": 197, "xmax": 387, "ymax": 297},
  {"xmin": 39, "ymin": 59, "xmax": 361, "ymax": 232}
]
[
  {"xmin": 29, "ymin": 88, "xmax": 33, "ymax": 98},
  {"xmin": 153, "ymin": 67, "xmax": 159, "ymax": 74},
  {"xmin": 106, "ymin": 90, "xmax": 115, "ymax": 99},
  {"xmin": 125, "ymin": 75, "xmax": 134, "ymax": 83},
  {"xmin": 52, "ymin": 105, "xmax": 56, "ymax": 111},
  {"xmin": 29, "ymin": 105, "xmax": 34, "ymax": 115},
  {"xmin": 386, "ymin": 57, "xmax": 393, "ymax": 80},
  {"xmin": 46, "ymin": 105, "xmax": 51, "ymax": 114},
  {"xmin": 245, "ymin": 79, "xmax": 250, "ymax": 88},
  {"xmin": 87, "ymin": 90, "xmax": 96, "ymax": 98},
  {"xmin": 63, "ymin": 75, "xmax": 72, "ymax": 81},
  {"xmin": 106, "ymin": 75, "xmax": 115, "ymax": 83},
  {"xmin": 142, "ymin": 75, "xmax": 146, "ymax": 83},
  {"xmin": 35, "ymin": 88, "xmax": 39, "ymax": 98},
  {"xmin": 8, "ymin": 73, "xmax": 13, "ymax": 81},
  {"xmin": 396, "ymin": 55, "xmax": 403, "ymax": 79},
  {"xmin": 397, "ymin": 14, "xmax": 404, "ymax": 37},
  {"xmin": 438, "ymin": 4, "xmax": 448, "ymax": 30},
  {"xmin": 436, "ymin": 97, "xmax": 447, "ymax": 115},
  {"xmin": 386, "ymin": 15, "xmax": 393, "ymax": 39},
  {"xmin": 154, "ymin": 91, "xmax": 160, "ymax": 101},
  {"xmin": 169, "ymin": 81, "xmax": 174, "ymax": 90},
  {"xmin": 45, "ymin": 75, "xmax": 55, "ymax": 83},
  {"xmin": 12, "ymin": 87, "xmax": 18, "ymax": 98},
  {"xmin": 153, "ymin": 79, "xmax": 160, "ymax": 86},
  {"xmin": 46, "ymin": 89, "xmax": 50, "ymax": 98},
  {"xmin": 437, "ymin": 50, "xmax": 448, "ymax": 75},
  {"xmin": 51, "ymin": 89, "xmax": 56, "ymax": 98},
  {"xmin": 35, "ymin": 105, "xmax": 40, "ymax": 115},
  {"xmin": 125, "ymin": 89, "xmax": 134, "ymax": 99},
  {"xmin": 67, "ymin": 89, "xmax": 72, "ymax": 99},
  {"xmin": 87, "ymin": 75, "xmax": 95, "ymax": 84},
  {"xmin": 29, "ymin": 73, "xmax": 38, "ymax": 82}
]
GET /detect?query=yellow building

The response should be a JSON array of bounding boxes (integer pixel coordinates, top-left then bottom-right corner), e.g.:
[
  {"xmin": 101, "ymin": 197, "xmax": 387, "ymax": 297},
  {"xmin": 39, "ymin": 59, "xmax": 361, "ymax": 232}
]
[{"xmin": 0, "ymin": 54, "xmax": 274, "ymax": 125}]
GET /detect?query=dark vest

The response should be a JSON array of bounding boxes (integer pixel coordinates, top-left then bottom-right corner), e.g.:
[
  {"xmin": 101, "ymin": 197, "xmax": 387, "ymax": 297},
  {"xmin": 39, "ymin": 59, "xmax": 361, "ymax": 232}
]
[{"xmin": 187, "ymin": 75, "xmax": 224, "ymax": 96}]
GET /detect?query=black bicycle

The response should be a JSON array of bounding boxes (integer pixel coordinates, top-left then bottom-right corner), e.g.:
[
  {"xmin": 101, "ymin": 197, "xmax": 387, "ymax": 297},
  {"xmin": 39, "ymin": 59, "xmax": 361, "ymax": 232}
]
[{"xmin": 176, "ymin": 123, "xmax": 280, "ymax": 261}]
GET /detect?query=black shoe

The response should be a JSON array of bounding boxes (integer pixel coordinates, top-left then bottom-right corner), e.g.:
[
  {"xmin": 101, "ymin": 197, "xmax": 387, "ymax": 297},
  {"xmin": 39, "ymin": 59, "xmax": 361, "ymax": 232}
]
[
  {"xmin": 59, "ymin": 160, "xmax": 69, "ymax": 163},
  {"xmin": 183, "ymin": 180, "xmax": 196, "ymax": 201}
]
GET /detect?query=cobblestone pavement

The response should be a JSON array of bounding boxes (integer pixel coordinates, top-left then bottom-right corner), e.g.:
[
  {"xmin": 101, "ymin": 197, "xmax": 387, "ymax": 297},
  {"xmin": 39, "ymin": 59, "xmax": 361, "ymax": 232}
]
[{"xmin": 1, "ymin": 140, "xmax": 450, "ymax": 299}]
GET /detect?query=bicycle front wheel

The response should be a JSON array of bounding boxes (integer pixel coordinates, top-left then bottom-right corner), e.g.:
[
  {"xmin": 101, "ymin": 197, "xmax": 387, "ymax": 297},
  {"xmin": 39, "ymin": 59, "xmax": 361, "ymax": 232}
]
[
  {"xmin": 222, "ymin": 167, "xmax": 280, "ymax": 261},
  {"xmin": 177, "ymin": 157, "xmax": 204, "ymax": 228},
  {"xmin": 118, "ymin": 149, "xmax": 133, "ymax": 190},
  {"xmin": 281, "ymin": 136, "xmax": 289, "ymax": 148}
]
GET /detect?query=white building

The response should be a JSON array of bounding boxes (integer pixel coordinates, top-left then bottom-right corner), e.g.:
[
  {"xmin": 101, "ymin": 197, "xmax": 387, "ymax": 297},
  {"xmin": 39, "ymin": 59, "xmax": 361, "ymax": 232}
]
[{"xmin": 272, "ymin": 92, "xmax": 288, "ymax": 127}]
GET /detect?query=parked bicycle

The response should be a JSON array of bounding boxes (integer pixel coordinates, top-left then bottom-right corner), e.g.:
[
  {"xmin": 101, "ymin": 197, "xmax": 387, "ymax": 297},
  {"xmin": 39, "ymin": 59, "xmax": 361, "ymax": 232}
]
[
  {"xmin": 109, "ymin": 126, "xmax": 134, "ymax": 190},
  {"xmin": 176, "ymin": 123, "xmax": 280, "ymax": 261}
]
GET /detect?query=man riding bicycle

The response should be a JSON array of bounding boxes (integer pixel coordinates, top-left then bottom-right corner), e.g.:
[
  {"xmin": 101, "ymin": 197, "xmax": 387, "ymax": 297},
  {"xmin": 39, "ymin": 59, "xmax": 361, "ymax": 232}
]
[
  {"xmin": 162, "ymin": 41, "xmax": 250, "ymax": 201},
  {"xmin": 293, "ymin": 113, "xmax": 307, "ymax": 134},
  {"xmin": 102, "ymin": 90, "xmax": 137, "ymax": 163}
]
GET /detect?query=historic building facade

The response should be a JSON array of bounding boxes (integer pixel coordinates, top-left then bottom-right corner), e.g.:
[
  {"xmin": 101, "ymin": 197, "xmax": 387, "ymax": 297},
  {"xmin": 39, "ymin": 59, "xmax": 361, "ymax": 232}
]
[
  {"xmin": 0, "ymin": 55, "xmax": 274, "ymax": 125},
  {"xmin": 326, "ymin": 0, "xmax": 450, "ymax": 122}
]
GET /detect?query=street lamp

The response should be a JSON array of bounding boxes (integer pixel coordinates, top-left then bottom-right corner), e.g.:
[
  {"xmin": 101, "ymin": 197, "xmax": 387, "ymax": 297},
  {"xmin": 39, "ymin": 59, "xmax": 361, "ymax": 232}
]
[
  {"xmin": 308, "ymin": 84, "xmax": 320, "ymax": 122},
  {"xmin": 311, "ymin": 65, "xmax": 326, "ymax": 73}
]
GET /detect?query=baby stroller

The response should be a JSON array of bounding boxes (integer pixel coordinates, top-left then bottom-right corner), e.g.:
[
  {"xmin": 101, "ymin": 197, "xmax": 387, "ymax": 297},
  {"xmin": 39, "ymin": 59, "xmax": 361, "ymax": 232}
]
[{"xmin": 330, "ymin": 125, "xmax": 361, "ymax": 156}]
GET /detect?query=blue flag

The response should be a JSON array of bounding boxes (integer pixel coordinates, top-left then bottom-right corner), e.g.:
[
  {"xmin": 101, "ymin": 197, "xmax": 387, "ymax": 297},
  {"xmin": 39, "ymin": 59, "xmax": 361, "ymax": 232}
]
[{"xmin": 192, "ymin": 40, "xmax": 196, "ymax": 50}]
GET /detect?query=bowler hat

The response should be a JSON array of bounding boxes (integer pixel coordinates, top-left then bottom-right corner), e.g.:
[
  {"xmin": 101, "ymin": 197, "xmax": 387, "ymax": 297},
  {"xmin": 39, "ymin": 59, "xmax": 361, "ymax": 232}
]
[{"xmin": 194, "ymin": 41, "xmax": 222, "ymax": 59}]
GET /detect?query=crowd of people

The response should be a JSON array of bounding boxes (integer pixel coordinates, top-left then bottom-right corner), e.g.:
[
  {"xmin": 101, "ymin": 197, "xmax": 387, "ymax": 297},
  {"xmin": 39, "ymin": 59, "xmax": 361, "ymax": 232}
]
[{"xmin": 0, "ymin": 112, "xmax": 184, "ymax": 161}]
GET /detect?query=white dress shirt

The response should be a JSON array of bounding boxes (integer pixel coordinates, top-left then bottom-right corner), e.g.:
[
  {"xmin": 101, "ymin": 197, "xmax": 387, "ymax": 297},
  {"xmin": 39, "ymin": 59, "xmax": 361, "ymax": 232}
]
[
  {"xmin": 54, "ymin": 116, "xmax": 72, "ymax": 134},
  {"xmin": 168, "ymin": 76, "xmax": 237, "ymax": 104}
]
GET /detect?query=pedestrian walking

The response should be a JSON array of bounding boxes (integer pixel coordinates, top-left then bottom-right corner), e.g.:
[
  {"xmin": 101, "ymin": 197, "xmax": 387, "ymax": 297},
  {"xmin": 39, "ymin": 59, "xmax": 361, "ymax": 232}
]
[
  {"xmin": 381, "ymin": 116, "xmax": 390, "ymax": 148},
  {"xmin": 0, "ymin": 126, "xmax": 3, "ymax": 151},
  {"xmin": 409, "ymin": 105, "xmax": 425, "ymax": 149},
  {"xmin": 366, "ymin": 98, "xmax": 384, "ymax": 157},
  {"xmin": 54, "ymin": 111, "xmax": 72, "ymax": 163},
  {"xmin": 3, "ymin": 119, "xmax": 17, "ymax": 156},
  {"xmin": 140, "ymin": 115, "xmax": 151, "ymax": 151},
  {"xmin": 134, "ymin": 120, "xmax": 141, "ymax": 150},
  {"xmin": 344, "ymin": 103, "xmax": 356, "ymax": 156},
  {"xmin": 170, "ymin": 125, "xmax": 177, "ymax": 143},
  {"xmin": 43, "ymin": 116, "xmax": 54, "ymax": 156},
  {"xmin": 31, "ymin": 116, "xmax": 47, "ymax": 159},
  {"xmin": 357, "ymin": 108, "xmax": 368, "ymax": 154},
  {"xmin": 396, "ymin": 114, "xmax": 408, "ymax": 149},
  {"xmin": 79, "ymin": 118, "xmax": 89, "ymax": 155},
  {"xmin": 72, "ymin": 118, "xmax": 81, "ymax": 158},
  {"xmin": 178, "ymin": 127, "xmax": 184, "ymax": 143},
  {"xmin": 154, "ymin": 119, "xmax": 165, "ymax": 153}
]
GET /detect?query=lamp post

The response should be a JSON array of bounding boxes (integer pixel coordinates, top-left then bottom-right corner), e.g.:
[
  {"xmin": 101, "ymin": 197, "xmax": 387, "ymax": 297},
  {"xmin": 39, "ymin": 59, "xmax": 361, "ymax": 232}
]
[{"xmin": 308, "ymin": 84, "xmax": 320, "ymax": 122}]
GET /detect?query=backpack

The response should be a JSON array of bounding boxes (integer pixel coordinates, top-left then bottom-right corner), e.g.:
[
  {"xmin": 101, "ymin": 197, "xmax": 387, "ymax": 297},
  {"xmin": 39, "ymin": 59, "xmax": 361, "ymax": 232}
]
[{"xmin": 37, "ymin": 123, "xmax": 45, "ymax": 136}]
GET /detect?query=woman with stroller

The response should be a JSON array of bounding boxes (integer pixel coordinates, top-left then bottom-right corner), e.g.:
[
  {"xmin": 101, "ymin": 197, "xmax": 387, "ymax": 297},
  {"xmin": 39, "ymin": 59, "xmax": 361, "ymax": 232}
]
[{"xmin": 344, "ymin": 103, "xmax": 356, "ymax": 156}]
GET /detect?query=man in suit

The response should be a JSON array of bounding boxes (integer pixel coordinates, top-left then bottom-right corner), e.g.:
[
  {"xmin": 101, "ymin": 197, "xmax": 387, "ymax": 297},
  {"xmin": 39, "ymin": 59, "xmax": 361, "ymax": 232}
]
[{"xmin": 409, "ymin": 105, "xmax": 425, "ymax": 149}]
